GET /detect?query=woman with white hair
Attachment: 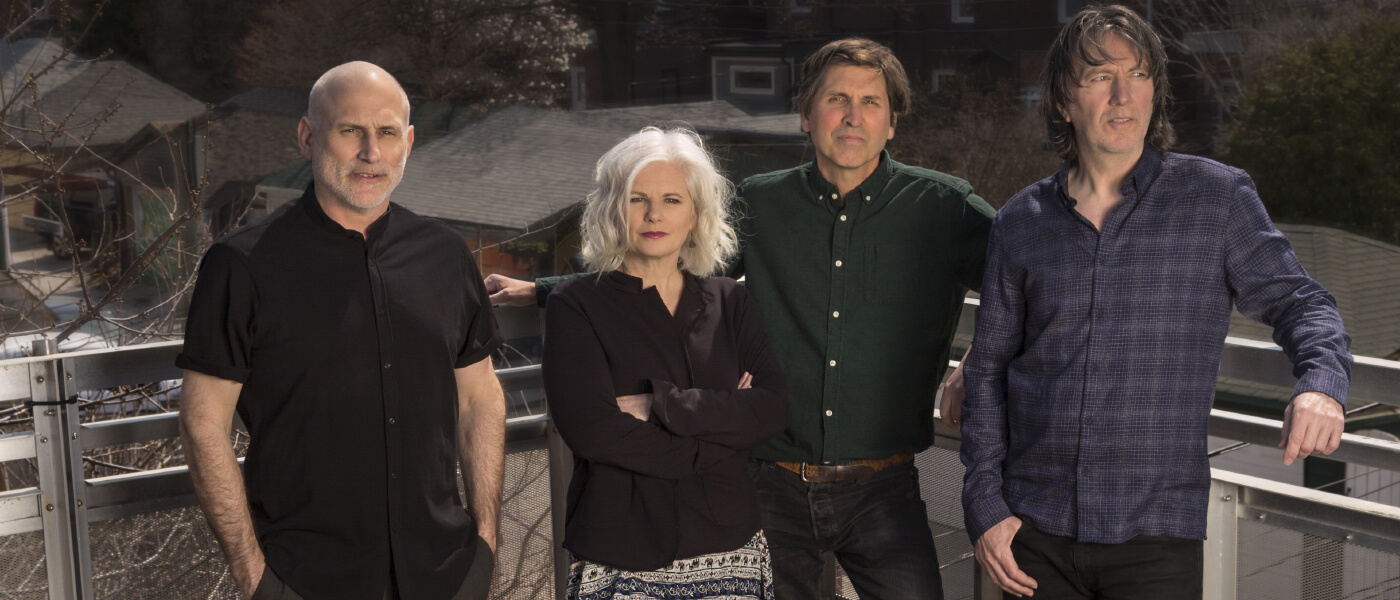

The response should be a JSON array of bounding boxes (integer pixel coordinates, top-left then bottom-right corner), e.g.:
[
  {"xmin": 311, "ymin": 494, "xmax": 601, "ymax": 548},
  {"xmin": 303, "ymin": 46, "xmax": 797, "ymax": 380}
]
[{"xmin": 542, "ymin": 126, "xmax": 788, "ymax": 600}]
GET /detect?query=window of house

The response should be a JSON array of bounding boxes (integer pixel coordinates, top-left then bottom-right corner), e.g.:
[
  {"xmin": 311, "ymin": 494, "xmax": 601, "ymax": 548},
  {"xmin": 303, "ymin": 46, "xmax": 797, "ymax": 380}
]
[
  {"xmin": 931, "ymin": 69, "xmax": 956, "ymax": 94},
  {"xmin": 1058, "ymin": 0, "xmax": 1082, "ymax": 23},
  {"xmin": 952, "ymin": 0, "xmax": 974, "ymax": 24},
  {"xmin": 730, "ymin": 66, "xmax": 778, "ymax": 95}
]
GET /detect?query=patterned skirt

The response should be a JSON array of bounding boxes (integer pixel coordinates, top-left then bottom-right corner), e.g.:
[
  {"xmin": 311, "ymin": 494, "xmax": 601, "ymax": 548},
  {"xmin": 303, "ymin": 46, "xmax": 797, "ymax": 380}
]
[{"xmin": 567, "ymin": 530, "xmax": 775, "ymax": 600}]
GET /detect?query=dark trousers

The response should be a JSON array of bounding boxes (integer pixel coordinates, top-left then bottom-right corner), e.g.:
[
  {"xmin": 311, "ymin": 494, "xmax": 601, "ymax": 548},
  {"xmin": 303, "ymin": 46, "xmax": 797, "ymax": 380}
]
[
  {"xmin": 251, "ymin": 535, "xmax": 495, "ymax": 600},
  {"xmin": 1008, "ymin": 524, "xmax": 1202, "ymax": 600},
  {"xmin": 748, "ymin": 459, "xmax": 943, "ymax": 600}
]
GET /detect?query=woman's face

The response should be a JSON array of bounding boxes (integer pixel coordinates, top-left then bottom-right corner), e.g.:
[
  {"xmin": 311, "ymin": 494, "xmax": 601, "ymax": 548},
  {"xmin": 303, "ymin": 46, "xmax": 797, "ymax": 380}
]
[{"xmin": 626, "ymin": 161, "xmax": 696, "ymax": 265}]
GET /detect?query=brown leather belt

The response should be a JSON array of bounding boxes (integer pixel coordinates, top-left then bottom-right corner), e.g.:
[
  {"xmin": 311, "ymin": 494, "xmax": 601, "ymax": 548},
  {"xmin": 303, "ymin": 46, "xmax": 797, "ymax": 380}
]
[{"xmin": 775, "ymin": 452, "xmax": 913, "ymax": 483}]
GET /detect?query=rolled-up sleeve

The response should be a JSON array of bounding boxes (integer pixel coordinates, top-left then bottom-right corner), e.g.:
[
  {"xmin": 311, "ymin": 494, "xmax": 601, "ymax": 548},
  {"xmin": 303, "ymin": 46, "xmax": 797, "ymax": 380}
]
[{"xmin": 176, "ymin": 244, "xmax": 257, "ymax": 383}]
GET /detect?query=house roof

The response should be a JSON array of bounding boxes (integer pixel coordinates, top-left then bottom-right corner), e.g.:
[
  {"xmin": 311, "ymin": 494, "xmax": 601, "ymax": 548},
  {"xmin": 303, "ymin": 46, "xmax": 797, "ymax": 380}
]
[
  {"xmin": 1, "ymin": 38, "xmax": 207, "ymax": 150},
  {"xmin": 216, "ymin": 86, "xmax": 308, "ymax": 118},
  {"xmin": 389, "ymin": 101, "xmax": 803, "ymax": 230}
]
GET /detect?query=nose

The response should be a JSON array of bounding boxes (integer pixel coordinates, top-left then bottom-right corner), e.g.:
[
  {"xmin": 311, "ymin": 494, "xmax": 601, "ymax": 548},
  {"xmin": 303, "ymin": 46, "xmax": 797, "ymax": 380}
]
[
  {"xmin": 842, "ymin": 101, "xmax": 861, "ymax": 127},
  {"xmin": 359, "ymin": 133, "xmax": 382, "ymax": 163},
  {"xmin": 645, "ymin": 201, "xmax": 661, "ymax": 223},
  {"xmin": 1110, "ymin": 77, "xmax": 1133, "ymax": 106}
]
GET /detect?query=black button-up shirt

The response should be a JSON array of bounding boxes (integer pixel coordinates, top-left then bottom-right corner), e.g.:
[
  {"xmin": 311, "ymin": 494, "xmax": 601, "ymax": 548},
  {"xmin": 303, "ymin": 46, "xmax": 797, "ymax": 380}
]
[
  {"xmin": 961, "ymin": 149, "xmax": 1351, "ymax": 544},
  {"xmin": 733, "ymin": 152, "xmax": 995, "ymax": 463},
  {"xmin": 177, "ymin": 184, "xmax": 502, "ymax": 599}
]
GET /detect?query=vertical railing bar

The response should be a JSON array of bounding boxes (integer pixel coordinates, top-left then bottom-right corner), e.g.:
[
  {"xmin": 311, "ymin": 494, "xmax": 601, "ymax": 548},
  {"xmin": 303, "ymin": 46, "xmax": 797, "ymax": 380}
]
[
  {"xmin": 32, "ymin": 339, "xmax": 93, "ymax": 599},
  {"xmin": 1204, "ymin": 479, "xmax": 1239, "ymax": 600},
  {"xmin": 547, "ymin": 419, "xmax": 573, "ymax": 600}
]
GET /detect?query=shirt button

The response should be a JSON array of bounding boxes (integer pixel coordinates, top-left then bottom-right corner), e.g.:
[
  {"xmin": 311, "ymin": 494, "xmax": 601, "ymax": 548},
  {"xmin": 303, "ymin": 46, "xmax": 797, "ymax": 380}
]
[
  {"xmin": 384, "ymin": 362, "xmax": 392, "ymax": 370},
  {"xmin": 839, "ymin": 215, "xmax": 847, "ymax": 222},
  {"xmin": 834, "ymin": 260, "xmax": 843, "ymax": 267},
  {"xmin": 831, "ymin": 193, "xmax": 838, "ymax": 200},
  {"xmin": 1099, "ymin": 257, "xmax": 1107, "ymax": 265},
  {"xmin": 1095, "ymin": 310, "xmax": 1104, "ymax": 317},
  {"xmin": 832, "ymin": 311, "xmax": 840, "ymax": 318},
  {"xmin": 1081, "ymin": 468, "xmax": 1090, "ymax": 476},
  {"xmin": 1084, "ymin": 416, "xmax": 1092, "ymax": 425},
  {"xmin": 864, "ymin": 195, "xmax": 871, "ymax": 202},
  {"xmin": 828, "ymin": 360, "xmax": 837, "ymax": 367},
  {"xmin": 388, "ymin": 418, "xmax": 397, "ymax": 425},
  {"xmin": 391, "ymin": 473, "xmax": 398, "ymax": 479},
  {"xmin": 825, "ymin": 410, "xmax": 833, "ymax": 417},
  {"xmin": 368, "ymin": 259, "xmax": 375, "ymax": 267},
  {"xmin": 1090, "ymin": 364, "xmax": 1099, "ymax": 373}
]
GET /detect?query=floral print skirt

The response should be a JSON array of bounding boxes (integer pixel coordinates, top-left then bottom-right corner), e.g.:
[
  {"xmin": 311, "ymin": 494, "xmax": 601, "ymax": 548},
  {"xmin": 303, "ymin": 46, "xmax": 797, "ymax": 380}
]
[{"xmin": 567, "ymin": 530, "xmax": 775, "ymax": 600}]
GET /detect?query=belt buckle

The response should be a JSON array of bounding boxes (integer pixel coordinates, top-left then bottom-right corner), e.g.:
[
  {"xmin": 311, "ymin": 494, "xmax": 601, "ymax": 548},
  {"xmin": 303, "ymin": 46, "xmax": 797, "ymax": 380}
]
[{"xmin": 799, "ymin": 462, "xmax": 814, "ymax": 483}]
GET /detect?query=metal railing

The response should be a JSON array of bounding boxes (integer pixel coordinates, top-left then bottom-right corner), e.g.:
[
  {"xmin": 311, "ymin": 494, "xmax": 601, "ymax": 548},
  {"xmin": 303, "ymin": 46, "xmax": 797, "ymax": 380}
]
[{"xmin": 0, "ymin": 300, "xmax": 1397, "ymax": 599}]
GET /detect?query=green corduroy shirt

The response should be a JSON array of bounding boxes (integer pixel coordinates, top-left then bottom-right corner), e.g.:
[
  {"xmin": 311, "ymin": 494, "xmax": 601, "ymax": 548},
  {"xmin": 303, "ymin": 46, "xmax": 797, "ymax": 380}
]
[{"xmin": 538, "ymin": 151, "xmax": 994, "ymax": 464}]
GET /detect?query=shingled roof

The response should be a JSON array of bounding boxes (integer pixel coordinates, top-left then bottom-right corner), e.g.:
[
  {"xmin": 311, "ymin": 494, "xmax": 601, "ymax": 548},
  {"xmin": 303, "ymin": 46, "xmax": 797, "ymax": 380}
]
[
  {"xmin": 390, "ymin": 101, "xmax": 802, "ymax": 230},
  {"xmin": 1, "ymin": 38, "xmax": 206, "ymax": 150}
]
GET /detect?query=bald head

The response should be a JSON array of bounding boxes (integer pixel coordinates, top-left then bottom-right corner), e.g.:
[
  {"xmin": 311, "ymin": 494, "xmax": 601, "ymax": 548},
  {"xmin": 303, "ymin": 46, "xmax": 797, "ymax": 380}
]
[{"xmin": 307, "ymin": 61, "xmax": 411, "ymax": 130}]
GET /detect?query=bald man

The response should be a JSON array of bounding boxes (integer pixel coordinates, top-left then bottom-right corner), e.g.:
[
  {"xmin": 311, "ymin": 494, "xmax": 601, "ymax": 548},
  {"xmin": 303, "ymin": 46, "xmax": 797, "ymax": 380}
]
[{"xmin": 178, "ymin": 62, "xmax": 505, "ymax": 600}]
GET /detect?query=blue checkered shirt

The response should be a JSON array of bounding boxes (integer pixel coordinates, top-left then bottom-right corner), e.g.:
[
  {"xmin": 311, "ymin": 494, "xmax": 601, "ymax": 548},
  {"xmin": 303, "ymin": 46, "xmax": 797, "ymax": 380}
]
[{"xmin": 960, "ymin": 148, "xmax": 1352, "ymax": 544}]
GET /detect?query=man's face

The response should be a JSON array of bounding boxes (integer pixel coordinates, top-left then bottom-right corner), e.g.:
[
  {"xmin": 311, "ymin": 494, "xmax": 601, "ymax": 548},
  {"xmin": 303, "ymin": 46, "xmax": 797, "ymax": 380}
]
[
  {"xmin": 1061, "ymin": 32, "xmax": 1154, "ymax": 161},
  {"xmin": 801, "ymin": 64, "xmax": 896, "ymax": 180},
  {"xmin": 301, "ymin": 81, "xmax": 414, "ymax": 212}
]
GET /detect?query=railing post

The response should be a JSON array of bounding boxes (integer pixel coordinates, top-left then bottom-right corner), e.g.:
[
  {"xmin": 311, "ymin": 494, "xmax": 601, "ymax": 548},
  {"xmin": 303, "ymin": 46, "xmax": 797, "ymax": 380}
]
[
  {"xmin": 547, "ymin": 420, "xmax": 573, "ymax": 600},
  {"xmin": 1204, "ymin": 478, "xmax": 1238, "ymax": 600},
  {"xmin": 29, "ymin": 339, "xmax": 93, "ymax": 600}
]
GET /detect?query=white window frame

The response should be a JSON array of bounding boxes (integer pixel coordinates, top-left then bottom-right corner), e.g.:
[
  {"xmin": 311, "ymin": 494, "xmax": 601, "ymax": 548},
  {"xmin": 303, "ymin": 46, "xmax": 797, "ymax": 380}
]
[
  {"xmin": 1057, "ymin": 0, "xmax": 1082, "ymax": 23},
  {"xmin": 730, "ymin": 65, "xmax": 779, "ymax": 96},
  {"xmin": 952, "ymin": 0, "xmax": 974, "ymax": 24},
  {"xmin": 931, "ymin": 69, "xmax": 956, "ymax": 94}
]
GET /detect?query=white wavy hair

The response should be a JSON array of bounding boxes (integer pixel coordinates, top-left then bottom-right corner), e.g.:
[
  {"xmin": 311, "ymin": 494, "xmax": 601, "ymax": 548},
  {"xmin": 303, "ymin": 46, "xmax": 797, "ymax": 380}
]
[{"xmin": 579, "ymin": 126, "xmax": 738, "ymax": 276}]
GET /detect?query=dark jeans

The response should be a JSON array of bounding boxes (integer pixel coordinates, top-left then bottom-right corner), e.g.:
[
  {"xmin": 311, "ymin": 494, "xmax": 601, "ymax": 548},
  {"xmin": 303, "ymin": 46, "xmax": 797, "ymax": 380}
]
[
  {"xmin": 250, "ymin": 535, "xmax": 495, "ymax": 600},
  {"xmin": 747, "ymin": 459, "xmax": 943, "ymax": 600},
  {"xmin": 1009, "ymin": 524, "xmax": 1202, "ymax": 600}
]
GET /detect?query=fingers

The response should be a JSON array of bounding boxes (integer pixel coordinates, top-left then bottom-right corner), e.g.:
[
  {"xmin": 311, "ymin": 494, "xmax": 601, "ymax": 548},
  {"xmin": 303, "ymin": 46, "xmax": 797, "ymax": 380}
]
[
  {"xmin": 979, "ymin": 543, "xmax": 1036, "ymax": 597},
  {"xmin": 737, "ymin": 372, "xmax": 753, "ymax": 389},
  {"xmin": 488, "ymin": 289, "xmax": 511, "ymax": 306},
  {"xmin": 1283, "ymin": 393, "xmax": 1346, "ymax": 465},
  {"xmin": 939, "ymin": 385, "xmax": 959, "ymax": 429}
]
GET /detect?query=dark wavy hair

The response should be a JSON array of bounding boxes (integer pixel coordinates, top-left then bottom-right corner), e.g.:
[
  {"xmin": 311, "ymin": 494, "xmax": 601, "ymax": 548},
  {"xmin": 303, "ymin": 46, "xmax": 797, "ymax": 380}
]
[
  {"xmin": 1041, "ymin": 4, "xmax": 1175, "ymax": 163},
  {"xmin": 795, "ymin": 38, "xmax": 911, "ymax": 124}
]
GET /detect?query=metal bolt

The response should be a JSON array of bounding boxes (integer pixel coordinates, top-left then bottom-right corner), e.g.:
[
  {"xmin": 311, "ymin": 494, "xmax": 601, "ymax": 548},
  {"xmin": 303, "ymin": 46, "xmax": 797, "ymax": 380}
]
[
  {"xmin": 1222, "ymin": 495, "xmax": 1233, "ymax": 502},
  {"xmin": 1346, "ymin": 534, "xmax": 1354, "ymax": 541},
  {"xmin": 45, "ymin": 504, "xmax": 54, "ymax": 512},
  {"xmin": 75, "ymin": 500, "xmax": 82, "ymax": 507},
  {"xmin": 39, "ymin": 436, "xmax": 47, "ymax": 444},
  {"xmin": 35, "ymin": 375, "xmax": 44, "ymax": 383},
  {"xmin": 1258, "ymin": 514, "xmax": 1267, "ymax": 521},
  {"xmin": 44, "ymin": 409, "xmax": 55, "ymax": 416},
  {"xmin": 71, "ymin": 432, "xmax": 78, "ymax": 440},
  {"xmin": 66, "ymin": 373, "xmax": 72, "ymax": 380}
]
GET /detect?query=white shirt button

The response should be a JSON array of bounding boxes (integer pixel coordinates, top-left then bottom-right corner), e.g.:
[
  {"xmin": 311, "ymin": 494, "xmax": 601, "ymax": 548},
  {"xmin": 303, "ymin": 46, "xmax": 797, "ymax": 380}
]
[
  {"xmin": 831, "ymin": 193, "xmax": 838, "ymax": 200},
  {"xmin": 832, "ymin": 311, "xmax": 840, "ymax": 318},
  {"xmin": 825, "ymin": 410, "xmax": 833, "ymax": 417},
  {"xmin": 834, "ymin": 260, "xmax": 843, "ymax": 267},
  {"xmin": 840, "ymin": 215, "xmax": 847, "ymax": 221},
  {"xmin": 828, "ymin": 360, "xmax": 837, "ymax": 367},
  {"xmin": 865, "ymin": 195, "xmax": 872, "ymax": 202}
]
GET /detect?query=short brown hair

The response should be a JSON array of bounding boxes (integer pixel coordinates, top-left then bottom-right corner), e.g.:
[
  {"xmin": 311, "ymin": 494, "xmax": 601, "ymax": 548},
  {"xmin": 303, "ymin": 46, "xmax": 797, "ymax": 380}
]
[
  {"xmin": 795, "ymin": 38, "xmax": 911, "ymax": 122},
  {"xmin": 1041, "ymin": 4, "xmax": 1175, "ymax": 162}
]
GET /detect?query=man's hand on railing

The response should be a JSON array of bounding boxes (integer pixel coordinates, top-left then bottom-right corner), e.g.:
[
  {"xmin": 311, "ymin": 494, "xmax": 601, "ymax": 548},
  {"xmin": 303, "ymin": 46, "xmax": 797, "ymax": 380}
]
[
  {"xmin": 1279, "ymin": 391, "xmax": 1345, "ymax": 466},
  {"xmin": 484, "ymin": 274, "xmax": 536, "ymax": 307},
  {"xmin": 975, "ymin": 516, "xmax": 1038, "ymax": 597}
]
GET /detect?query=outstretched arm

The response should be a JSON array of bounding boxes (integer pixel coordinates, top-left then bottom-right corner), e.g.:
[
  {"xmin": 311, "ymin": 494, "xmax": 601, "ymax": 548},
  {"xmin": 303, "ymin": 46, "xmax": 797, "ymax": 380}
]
[{"xmin": 179, "ymin": 370, "xmax": 263, "ymax": 599}]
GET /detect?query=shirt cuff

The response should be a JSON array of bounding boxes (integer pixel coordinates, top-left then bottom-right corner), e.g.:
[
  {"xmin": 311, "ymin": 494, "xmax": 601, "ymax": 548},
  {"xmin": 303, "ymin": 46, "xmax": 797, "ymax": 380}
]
[
  {"xmin": 175, "ymin": 353, "xmax": 252, "ymax": 384},
  {"xmin": 649, "ymin": 379, "xmax": 678, "ymax": 429},
  {"xmin": 1294, "ymin": 370, "xmax": 1350, "ymax": 410},
  {"xmin": 964, "ymin": 493, "xmax": 1015, "ymax": 543},
  {"xmin": 454, "ymin": 331, "xmax": 504, "ymax": 369}
]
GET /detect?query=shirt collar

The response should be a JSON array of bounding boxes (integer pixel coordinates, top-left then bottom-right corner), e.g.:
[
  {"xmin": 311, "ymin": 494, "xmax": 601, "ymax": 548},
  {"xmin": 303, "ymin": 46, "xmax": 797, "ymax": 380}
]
[
  {"xmin": 1053, "ymin": 146, "xmax": 1165, "ymax": 209},
  {"xmin": 298, "ymin": 182, "xmax": 394, "ymax": 242},
  {"xmin": 804, "ymin": 149, "xmax": 894, "ymax": 208}
]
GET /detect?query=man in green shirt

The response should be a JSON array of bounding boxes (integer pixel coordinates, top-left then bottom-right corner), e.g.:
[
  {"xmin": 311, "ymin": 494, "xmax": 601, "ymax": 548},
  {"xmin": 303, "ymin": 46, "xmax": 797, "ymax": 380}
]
[{"xmin": 487, "ymin": 39, "xmax": 993, "ymax": 600}]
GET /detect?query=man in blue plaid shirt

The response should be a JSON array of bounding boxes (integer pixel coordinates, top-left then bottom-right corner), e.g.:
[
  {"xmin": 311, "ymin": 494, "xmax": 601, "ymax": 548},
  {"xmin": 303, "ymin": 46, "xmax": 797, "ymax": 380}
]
[{"xmin": 958, "ymin": 5, "xmax": 1352, "ymax": 598}]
